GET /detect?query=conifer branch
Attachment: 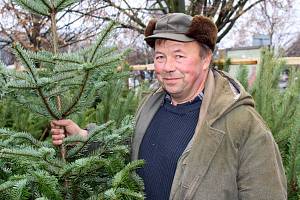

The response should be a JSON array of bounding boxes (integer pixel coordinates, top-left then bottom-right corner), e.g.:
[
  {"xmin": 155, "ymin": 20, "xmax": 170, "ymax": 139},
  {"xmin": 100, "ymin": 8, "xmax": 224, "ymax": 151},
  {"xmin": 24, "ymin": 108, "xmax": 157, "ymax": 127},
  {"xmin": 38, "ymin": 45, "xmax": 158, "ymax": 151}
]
[
  {"xmin": 62, "ymin": 70, "xmax": 90, "ymax": 117},
  {"xmin": 0, "ymin": 149, "xmax": 61, "ymax": 169},
  {"xmin": 38, "ymin": 87, "xmax": 59, "ymax": 119},
  {"xmin": 94, "ymin": 57, "xmax": 121, "ymax": 68},
  {"xmin": 89, "ymin": 22, "xmax": 115, "ymax": 63},
  {"xmin": 39, "ymin": 0, "xmax": 52, "ymax": 10},
  {"xmin": 13, "ymin": 0, "xmax": 50, "ymax": 17},
  {"xmin": 53, "ymin": 57, "xmax": 82, "ymax": 64},
  {"xmin": 66, "ymin": 121, "xmax": 114, "ymax": 158},
  {"xmin": 13, "ymin": 44, "xmax": 59, "ymax": 119},
  {"xmin": 5, "ymin": 132, "xmax": 47, "ymax": 148},
  {"xmin": 0, "ymin": 179, "xmax": 27, "ymax": 193}
]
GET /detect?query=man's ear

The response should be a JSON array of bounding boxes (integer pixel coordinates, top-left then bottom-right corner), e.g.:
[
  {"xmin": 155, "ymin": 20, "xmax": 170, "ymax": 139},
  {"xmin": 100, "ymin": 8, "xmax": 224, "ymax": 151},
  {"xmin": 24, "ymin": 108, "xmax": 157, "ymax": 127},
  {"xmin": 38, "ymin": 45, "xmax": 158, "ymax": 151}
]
[{"xmin": 202, "ymin": 53, "xmax": 212, "ymax": 70}]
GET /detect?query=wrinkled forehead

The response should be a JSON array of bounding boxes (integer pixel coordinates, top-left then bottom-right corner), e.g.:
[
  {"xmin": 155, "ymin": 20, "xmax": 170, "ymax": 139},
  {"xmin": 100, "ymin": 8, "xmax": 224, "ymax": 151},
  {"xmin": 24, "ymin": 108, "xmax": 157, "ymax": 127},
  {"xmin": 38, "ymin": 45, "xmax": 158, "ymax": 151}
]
[
  {"xmin": 154, "ymin": 39, "xmax": 186, "ymax": 48},
  {"xmin": 154, "ymin": 39, "xmax": 200, "ymax": 53}
]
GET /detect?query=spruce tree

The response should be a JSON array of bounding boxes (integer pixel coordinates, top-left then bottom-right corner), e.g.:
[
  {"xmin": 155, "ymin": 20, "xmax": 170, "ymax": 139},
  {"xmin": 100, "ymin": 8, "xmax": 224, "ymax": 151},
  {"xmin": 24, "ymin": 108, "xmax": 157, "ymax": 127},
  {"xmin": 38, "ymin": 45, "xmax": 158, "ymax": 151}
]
[{"xmin": 0, "ymin": 0, "xmax": 144, "ymax": 199}]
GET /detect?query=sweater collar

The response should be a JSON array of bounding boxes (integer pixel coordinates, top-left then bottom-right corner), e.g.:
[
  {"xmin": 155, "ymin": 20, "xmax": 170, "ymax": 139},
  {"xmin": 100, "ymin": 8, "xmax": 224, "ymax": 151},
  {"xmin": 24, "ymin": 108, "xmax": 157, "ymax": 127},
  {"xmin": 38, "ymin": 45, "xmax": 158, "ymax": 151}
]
[{"xmin": 164, "ymin": 91, "xmax": 204, "ymax": 106}]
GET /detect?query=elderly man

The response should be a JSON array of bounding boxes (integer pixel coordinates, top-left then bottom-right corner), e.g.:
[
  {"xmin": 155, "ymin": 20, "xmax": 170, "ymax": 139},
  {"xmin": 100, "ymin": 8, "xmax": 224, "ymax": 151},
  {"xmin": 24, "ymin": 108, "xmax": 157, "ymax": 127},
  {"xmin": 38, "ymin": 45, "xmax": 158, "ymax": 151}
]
[{"xmin": 51, "ymin": 13, "xmax": 287, "ymax": 200}]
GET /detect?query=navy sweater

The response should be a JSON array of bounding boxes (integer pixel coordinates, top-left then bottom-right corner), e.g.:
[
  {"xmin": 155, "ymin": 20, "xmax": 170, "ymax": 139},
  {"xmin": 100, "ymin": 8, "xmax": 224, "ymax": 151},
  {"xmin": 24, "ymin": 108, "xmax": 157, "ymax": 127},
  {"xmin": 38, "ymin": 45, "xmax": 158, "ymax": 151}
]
[{"xmin": 137, "ymin": 96, "xmax": 202, "ymax": 199}]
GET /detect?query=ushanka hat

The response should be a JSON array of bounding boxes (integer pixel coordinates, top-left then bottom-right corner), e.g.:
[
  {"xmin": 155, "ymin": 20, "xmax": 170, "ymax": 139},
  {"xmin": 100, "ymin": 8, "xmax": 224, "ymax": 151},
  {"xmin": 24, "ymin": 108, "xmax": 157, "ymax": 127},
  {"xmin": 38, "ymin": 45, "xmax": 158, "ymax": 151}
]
[{"xmin": 144, "ymin": 13, "xmax": 218, "ymax": 51}]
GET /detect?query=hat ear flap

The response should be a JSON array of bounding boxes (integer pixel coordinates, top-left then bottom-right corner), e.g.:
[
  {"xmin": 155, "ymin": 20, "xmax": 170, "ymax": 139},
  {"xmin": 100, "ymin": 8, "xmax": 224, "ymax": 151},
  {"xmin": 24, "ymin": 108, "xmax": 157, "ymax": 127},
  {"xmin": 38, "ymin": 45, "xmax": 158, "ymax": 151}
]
[
  {"xmin": 144, "ymin": 19, "xmax": 157, "ymax": 48},
  {"xmin": 144, "ymin": 18, "xmax": 157, "ymax": 37},
  {"xmin": 186, "ymin": 15, "xmax": 218, "ymax": 51}
]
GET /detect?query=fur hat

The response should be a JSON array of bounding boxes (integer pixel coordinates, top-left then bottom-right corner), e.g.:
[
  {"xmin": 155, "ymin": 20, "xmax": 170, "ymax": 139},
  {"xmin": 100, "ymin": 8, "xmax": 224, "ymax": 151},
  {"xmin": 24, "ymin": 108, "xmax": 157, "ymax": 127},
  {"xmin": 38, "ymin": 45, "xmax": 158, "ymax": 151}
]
[{"xmin": 144, "ymin": 13, "xmax": 218, "ymax": 52}]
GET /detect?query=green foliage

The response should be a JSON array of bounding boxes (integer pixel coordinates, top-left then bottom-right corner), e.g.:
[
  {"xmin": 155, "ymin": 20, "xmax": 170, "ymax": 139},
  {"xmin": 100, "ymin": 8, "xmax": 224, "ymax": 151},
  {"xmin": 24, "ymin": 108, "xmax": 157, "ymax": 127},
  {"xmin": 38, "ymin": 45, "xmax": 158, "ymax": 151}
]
[
  {"xmin": 0, "ymin": 0, "xmax": 144, "ymax": 199},
  {"xmin": 0, "ymin": 21, "xmax": 124, "ymax": 120},
  {"xmin": 0, "ymin": 117, "xmax": 144, "ymax": 199},
  {"xmin": 250, "ymin": 50, "xmax": 300, "ymax": 199},
  {"xmin": 0, "ymin": 99, "xmax": 48, "ymax": 138},
  {"xmin": 12, "ymin": 0, "xmax": 80, "ymax": 16},
  {"xmin": 74, "ymin": 79, "xmax": 141, "ymax": 128},
  {"xmin": 215, "ymin": 58, "xmax": 231, "ymax": 72},
  {"xmin": 236, "ymin": 65, "xmax": 249, "ymax": 91}
]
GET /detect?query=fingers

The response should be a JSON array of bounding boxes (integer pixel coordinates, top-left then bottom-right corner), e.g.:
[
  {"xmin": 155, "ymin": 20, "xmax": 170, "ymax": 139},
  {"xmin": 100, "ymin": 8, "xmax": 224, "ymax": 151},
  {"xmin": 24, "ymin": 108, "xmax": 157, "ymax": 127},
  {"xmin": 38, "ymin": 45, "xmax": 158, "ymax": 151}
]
[
  {"xmin": 52, "ymin": 132, "xmax": 65, "ymax": 146},
  {"xmin": 50, "ymin": 119, "xmax": 84, "ymax": 145},
  {"xmin": 51, "ymin": 119, "xmax": 73, "ymax": 127},
  {"xmin": 50, "ymin": 126, "xmax": 65, "ymax": 146}
]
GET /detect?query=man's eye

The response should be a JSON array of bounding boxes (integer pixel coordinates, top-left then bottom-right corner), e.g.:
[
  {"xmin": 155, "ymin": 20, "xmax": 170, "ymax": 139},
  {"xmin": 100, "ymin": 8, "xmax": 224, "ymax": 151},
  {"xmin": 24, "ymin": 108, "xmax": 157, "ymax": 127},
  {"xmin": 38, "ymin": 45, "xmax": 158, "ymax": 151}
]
[
  {"xmin": 176, "ymin": 55, "xmax": 184, "ymax": 59},
  {"xmin": 155, "ymin": 56, "xmax": 164, "ymax": 60}
]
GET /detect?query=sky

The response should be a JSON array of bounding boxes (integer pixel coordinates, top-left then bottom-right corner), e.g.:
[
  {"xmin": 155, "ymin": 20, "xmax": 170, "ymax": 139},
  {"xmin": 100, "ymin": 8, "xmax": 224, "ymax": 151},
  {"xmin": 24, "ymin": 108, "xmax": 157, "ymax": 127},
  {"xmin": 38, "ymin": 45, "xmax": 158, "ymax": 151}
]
[
  {"xmin": 0, "ymin": 0, "xmax": 299, "ymax": 52},
  {"xmin": 122, "ymin": 0, "xmax": 300, "ymax": 51},
  {"xmin": 218, "ymin": 0, "xmax": 300, "ymax": 49}
]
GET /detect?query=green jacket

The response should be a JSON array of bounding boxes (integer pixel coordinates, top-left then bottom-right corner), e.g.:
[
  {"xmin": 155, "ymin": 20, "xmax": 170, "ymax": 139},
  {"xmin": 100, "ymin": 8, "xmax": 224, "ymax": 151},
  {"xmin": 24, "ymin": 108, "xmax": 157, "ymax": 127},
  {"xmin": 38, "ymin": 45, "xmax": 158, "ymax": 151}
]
[{"xmin": 132, "ymin": 69, "xmax": 287, "ymax": 200}]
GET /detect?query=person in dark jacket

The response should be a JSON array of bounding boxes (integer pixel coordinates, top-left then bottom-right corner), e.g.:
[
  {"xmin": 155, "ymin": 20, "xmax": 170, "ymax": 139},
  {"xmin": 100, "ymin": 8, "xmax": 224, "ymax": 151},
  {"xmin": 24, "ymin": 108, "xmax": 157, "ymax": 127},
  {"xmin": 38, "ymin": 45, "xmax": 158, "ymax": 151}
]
[{"xmin": 51, "ymin": 13, "xmax": 287, "ymax": 200}]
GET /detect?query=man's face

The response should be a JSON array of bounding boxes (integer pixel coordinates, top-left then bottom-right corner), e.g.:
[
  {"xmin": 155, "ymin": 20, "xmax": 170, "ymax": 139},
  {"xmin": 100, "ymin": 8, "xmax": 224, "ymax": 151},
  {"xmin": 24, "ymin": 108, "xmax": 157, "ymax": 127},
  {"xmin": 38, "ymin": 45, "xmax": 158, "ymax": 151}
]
[{"xmin": 154, "ymin": 40, "xmax": 211, "ymax": 103}]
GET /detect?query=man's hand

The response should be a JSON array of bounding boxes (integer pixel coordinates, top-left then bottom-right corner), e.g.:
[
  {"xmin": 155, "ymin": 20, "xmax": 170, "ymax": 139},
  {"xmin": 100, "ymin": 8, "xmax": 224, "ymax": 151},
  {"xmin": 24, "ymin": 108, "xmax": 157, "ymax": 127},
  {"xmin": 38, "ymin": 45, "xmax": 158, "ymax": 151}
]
[{"xmin": 50, "ymin": 119, "xmax": 88, "ymax": 146}]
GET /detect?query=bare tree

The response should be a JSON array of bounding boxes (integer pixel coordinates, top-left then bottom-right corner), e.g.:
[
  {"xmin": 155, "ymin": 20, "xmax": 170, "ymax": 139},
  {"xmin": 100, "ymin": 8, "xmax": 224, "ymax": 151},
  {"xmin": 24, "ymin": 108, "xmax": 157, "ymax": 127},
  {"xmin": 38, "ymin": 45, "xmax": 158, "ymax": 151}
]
[
  {"xmin": 0, "ymin": 0, "xmax": 110, "ymax": 51},
  {"xmin": 252, "ymin": 0, "xmax": 293, "ymax": 48},
  {"xmin": 101, "ymin": 0, "xmax": 265, "ymax": 43},
  {"xmin": 0, "ymin": 0, "xmax": 268, "ymax": 51},
  {"xmin": 223, "ymin": 0, "xmax": 295, "ymax": 50}
]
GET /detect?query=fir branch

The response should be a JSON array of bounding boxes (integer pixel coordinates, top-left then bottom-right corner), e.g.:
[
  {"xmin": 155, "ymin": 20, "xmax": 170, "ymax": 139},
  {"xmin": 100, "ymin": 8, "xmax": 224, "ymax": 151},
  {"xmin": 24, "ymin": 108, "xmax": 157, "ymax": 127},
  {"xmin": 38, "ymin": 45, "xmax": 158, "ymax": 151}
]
[
  {"xmin": 13, "ymin": 43, "xmax": 38, "ymax": 82},
  {"xmin": 7, "ymin": 80, "xmax": 37, "ymax": 89},
  {"xmin": 130, "ymin": 172, "xmax": 145, "ymax": 191},
  {"xmin": 66, "ymin": 121, "xmax": 114, "ymax": 158},
  {"xmin": 38, "ymin": 73, "xmax": 75, "ymax": 87},
  {"xmin": 0, "ymin": 128, "xmax": 14, "ymax": 137},
  {"xmin": 55, "ymin": 0, "xmax": 79, "ymax": 12},
  {"xmin": 89, "ymin": 22, "xmax": 116, "ymax": 63},
  {"xmin": 0, "ymin": 68, "xmax": 28, "ymax": 81},
  {"xmin": 111, "ymin": 160, "xmax": 144, "ymax": 188},
  {"xmin": 13, "ymin": 43, "xmax": 58, "ymax": 119},
  {"xmin": 59, "ymin": 156, "xmax": 108, "ymax": 177},
  {"xmin": 29, "ymin": 53, "xmax": 56, "ymax": 65},
  {"xmin": 3, "ymin": 132, "xmax": 47, "ymax": 148},
  {"xmin": 109, "ymin": 145, "xmax": 129, "ymax": 155},
  {"xmin": 45, "ymin": 87, "xmax": 71, "ymax": 98},
  {"xmin": 39, "ymin": 0, "xmax": 52, "ymax": 10},
  {"xmin": 117, "ymin": 188, "xmax": 144, "ymax": 199},
  {"xmin": 63, "ymin": 134, "xmax": 86, "ymax": 144},
  {"xmin": 61, "ymin": 78, "xmax": 109, "ymax": 117},
  {"xmin": 53, "ymin": 55, "xmax": 83, "ymax": 64},
  {"xmin": 0, "ymin": 147, "xmax": 63, "ymax": 169},
  {"xmin": 10, "ymin": 178, "xmax": 29, "ymax": 200},
  {"xmin": 12, "ymin": 0, "xmax": 50, "ymax": 16},
  {"xmin": 54, "ymin": 63, "xmax": 83, "ymax": 73},
  {"xmin": 62, "ymin": 70, "xmax": 90, "ymax": 118},
  {"xmin": 90, "ymin": 46, "xmax": 118, "ymax": 63},
  {"xmin": 31, "ymin": 170, "xmax": 63, "ymax": 200},
  {"xmin": 94, "ymin": 56, "xmax": 121, "ymax": 69},
  {"xmin": 0, "ymin": 178, "xmax": 27, "ymax": 193},
  {"xmin": 15, "ymin": 96, "xmax": 53, "ymax": 118}
]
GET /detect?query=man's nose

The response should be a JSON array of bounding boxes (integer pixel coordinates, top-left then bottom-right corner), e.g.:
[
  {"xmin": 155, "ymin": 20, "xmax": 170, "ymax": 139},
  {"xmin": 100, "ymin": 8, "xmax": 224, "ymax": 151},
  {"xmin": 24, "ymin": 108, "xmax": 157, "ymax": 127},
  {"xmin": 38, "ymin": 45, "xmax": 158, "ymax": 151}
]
[{"xmin": 163, "ymin": 58, "xmax": 176, "ymax": 72}]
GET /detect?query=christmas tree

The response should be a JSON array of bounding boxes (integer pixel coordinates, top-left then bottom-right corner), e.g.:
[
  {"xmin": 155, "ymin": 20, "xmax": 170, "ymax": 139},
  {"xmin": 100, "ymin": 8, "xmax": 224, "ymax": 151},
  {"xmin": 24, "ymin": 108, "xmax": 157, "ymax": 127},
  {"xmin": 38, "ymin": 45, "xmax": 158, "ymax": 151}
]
[{"xmin": 0, "ymin": 0, "xmax": 144, "ymax": 199}]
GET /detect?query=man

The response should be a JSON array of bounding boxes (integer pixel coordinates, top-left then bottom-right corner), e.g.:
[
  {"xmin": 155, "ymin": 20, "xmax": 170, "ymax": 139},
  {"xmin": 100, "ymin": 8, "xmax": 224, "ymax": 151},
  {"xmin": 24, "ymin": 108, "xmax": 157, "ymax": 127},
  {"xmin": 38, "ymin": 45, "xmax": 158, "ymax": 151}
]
[{"xmin": 51, "ymin": 13, "xmax": 287, "ymax": 200}]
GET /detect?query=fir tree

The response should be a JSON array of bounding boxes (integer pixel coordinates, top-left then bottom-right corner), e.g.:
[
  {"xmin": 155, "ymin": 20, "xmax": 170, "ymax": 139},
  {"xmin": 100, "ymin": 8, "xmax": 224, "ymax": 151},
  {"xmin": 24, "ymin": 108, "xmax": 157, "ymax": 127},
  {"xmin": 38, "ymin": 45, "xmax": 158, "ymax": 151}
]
[
  {"xmin": 236, "ymin": 65, "xmax": 249, "ymax": 91},
  {"xmin": 0, "ymin": 0, "xmax": 144, "ymax": 199}
]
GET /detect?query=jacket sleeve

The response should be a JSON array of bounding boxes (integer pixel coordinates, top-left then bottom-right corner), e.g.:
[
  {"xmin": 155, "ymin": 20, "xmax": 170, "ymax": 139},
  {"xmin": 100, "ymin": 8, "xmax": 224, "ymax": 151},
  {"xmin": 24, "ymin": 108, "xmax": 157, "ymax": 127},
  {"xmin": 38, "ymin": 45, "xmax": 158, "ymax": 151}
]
[{"xmin": 237, "ymin": 108, "xmax": 287, "ymax": 200}]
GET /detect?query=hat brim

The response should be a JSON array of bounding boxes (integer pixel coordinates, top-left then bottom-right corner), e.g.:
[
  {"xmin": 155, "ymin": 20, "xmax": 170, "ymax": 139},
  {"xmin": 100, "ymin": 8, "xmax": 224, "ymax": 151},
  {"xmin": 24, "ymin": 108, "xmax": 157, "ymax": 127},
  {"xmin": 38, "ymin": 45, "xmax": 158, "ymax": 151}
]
[{"xmin": 144, "ymin": 33, "xmax": 194, "ymax": 43}]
